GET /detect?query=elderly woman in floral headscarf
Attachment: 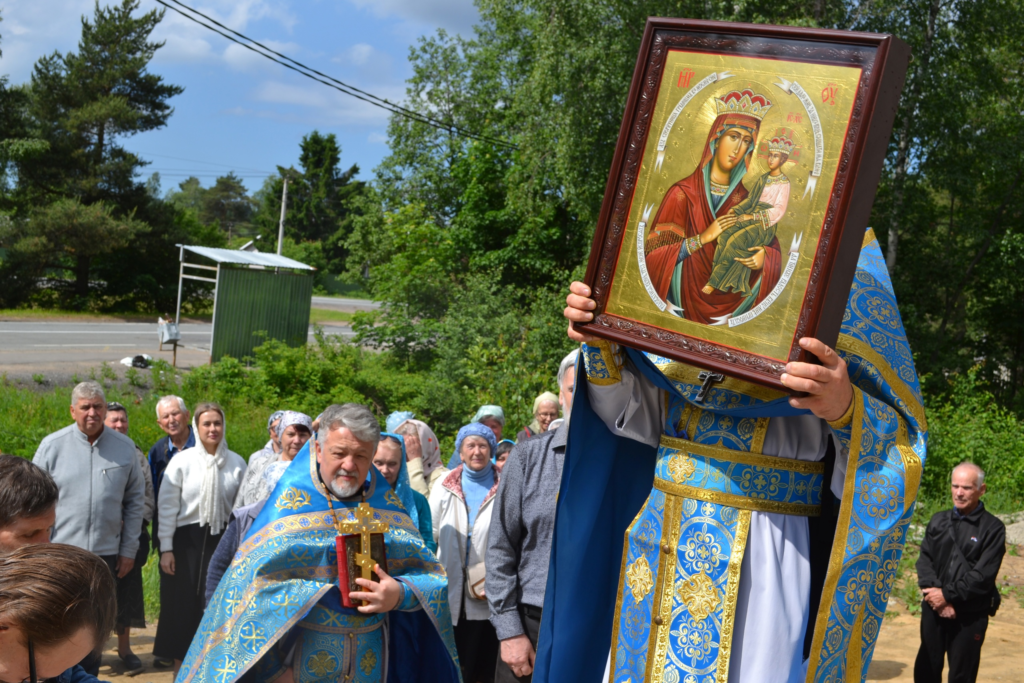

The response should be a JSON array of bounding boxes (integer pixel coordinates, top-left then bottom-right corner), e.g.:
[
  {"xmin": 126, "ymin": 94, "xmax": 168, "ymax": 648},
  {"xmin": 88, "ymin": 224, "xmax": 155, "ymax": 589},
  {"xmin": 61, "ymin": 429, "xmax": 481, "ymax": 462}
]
[
  {"xmin": 233, "ymin": 411, "xmax": 312, "ymax": 509},
  {"xmin": 386, "ymin": 411, "xmax": 449, "ymax": 497}
]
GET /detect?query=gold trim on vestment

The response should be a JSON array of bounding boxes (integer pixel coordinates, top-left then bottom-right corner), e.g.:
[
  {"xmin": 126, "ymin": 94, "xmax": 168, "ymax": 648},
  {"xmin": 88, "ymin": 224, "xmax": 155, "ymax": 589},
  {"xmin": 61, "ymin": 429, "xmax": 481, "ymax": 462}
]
[
  {"xmin": 826, "ymin": 397, "xmax": 855, "ymax": 430},
  {"xmin": 654, "ymin": 479, "xmax": 822, "ymax": 517},
  {"xmin": 653, "ymin": 360, "xmax": 787, "ymax": 402},
  {"xmin": 626, "ymin": 556, "xmax": 655, "ymax": 605},
  {"xmin": 610, "ymin": 496, "xmax": 652, "ymax": 683},
  {"xmin": 608, "ymin": 533, "xmax": 631, "ymax": 683},
  {"xmin": 846, "ymin": 602, "xmax": 866, "ymax": 681},
  {"xmin": 715, "ymin": 509, "xmax": 751, "ymax": 683},
  {"xmin": 659, "ymin": 434, "xmax": 826, "ymax": 475},
  {"xmin": 646, "ymin": 495, "xmax": 682, "ymax": 682},
  {"xmin": 805, "ymin": 388, "xmax": 865, "ymax": 680},
  {"xmin": 862, "ymin": 228, "xmax": 877, "ymax": 248},
  {"xmin": 896, "ymin": 420, "xmax": 922, "ymax": 514},
  {"xmin": 836, "ymin": 334, "xmax": 927, "ymax": 431},
  {"xmin": 180, "ymin": 584, "xmax": 334, "ymax": 683},
  {"xmin": 584, "ymin": 339, "xmax": 623, "ymax": 386},
  {"xmin": 751, "ymin": 418, "xmax": 769, "ymax": 453}
]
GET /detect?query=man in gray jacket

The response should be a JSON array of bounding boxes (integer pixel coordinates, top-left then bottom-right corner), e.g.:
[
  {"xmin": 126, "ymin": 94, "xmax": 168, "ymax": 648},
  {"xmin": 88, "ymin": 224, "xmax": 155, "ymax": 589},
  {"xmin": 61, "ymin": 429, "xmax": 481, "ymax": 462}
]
[
  {"xmin": 33, "ymin": 380, "xmax": 145, "ymax": 676},
  {"xmin": 487, "ymin": 349, "xmax": 577, "ymax": 682}
]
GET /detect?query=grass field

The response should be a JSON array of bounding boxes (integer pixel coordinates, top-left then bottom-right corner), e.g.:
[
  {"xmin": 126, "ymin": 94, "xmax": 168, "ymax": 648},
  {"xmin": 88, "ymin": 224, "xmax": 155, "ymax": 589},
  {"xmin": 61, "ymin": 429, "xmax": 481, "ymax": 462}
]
[
  {"xmin": 0, "ymin": 308, "xmax": 212, "ymax": 323},
  {"xmin": 308, "ymin": 308, "xmax": 354, "ymax": 324}
]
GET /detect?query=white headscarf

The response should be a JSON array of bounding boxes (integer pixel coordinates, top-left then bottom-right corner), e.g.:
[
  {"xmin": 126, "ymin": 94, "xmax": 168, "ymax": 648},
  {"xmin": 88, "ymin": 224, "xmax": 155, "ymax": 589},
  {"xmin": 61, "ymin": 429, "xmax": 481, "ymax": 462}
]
[{"xmin": 192, "ymin": 409, "xmax": 232, "ymax": 536}]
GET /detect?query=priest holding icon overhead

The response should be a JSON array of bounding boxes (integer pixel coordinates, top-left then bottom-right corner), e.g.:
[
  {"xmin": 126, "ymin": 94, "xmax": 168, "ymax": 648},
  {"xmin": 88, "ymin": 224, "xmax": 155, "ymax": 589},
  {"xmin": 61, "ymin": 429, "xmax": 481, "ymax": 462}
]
[{"xmin": 177, "ymin": 403, "xmax": 460, "ymax": 683}]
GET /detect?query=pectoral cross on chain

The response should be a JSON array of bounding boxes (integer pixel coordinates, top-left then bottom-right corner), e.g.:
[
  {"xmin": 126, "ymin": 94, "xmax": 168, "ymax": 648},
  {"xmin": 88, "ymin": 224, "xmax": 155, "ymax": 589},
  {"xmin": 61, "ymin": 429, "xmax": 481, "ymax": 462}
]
[
  {"xmin": 695, "ymin": 371, "xmax": 724, "ymax": 403},
  {"xmin": 339, "ymin": 502, "xmax": 389, "ymax": 582}
]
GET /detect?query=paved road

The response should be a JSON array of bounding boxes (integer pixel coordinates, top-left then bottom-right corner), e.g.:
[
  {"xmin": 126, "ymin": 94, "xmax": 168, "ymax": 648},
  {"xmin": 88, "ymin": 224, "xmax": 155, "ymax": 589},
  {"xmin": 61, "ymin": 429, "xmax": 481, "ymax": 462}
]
[
  {"xmin": 311, "ymin": 296, "xmax": 381, "ymax": 312},
  {"xmin": 0, "ymin": 321, "xmax": 354, "ymax": 378}
]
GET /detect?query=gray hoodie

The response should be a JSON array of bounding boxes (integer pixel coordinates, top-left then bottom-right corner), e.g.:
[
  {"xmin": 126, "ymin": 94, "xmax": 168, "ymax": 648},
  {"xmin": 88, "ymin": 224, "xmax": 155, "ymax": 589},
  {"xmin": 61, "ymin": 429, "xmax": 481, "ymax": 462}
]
[{"xmin": 34, "ymin": 424, "xmax": 145, "ymax": 558}]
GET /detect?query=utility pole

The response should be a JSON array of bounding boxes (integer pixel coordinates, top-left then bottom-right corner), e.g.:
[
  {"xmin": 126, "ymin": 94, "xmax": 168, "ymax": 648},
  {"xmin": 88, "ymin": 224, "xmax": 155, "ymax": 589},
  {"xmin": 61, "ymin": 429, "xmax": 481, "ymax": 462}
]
[{"xmin": 277, "ymin": 178, "xmax": 288, "ymax": 255}]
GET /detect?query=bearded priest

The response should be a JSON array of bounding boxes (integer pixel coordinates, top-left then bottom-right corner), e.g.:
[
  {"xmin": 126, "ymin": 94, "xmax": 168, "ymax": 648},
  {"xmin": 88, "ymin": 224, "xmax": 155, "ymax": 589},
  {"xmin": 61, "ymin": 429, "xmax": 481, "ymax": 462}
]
[{"xmin": 177, "ymin": 403, "xmax": 460, "ymax": 683}]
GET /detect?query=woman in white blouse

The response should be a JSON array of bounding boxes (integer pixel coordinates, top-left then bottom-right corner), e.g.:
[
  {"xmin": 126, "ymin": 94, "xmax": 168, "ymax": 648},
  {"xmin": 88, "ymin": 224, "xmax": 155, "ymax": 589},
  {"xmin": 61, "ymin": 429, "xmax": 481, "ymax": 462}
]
[{"xmin": 153, "ymin": 402, "xmax": 246, "ymax": 674}]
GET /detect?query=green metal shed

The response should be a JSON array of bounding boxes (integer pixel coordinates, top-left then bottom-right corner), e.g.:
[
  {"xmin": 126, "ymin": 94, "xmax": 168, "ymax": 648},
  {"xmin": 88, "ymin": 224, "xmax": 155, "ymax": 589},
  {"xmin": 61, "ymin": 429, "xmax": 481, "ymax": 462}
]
[{"xmin": 174, "ymin": 245, "xmax": 315, "ymax": 362}]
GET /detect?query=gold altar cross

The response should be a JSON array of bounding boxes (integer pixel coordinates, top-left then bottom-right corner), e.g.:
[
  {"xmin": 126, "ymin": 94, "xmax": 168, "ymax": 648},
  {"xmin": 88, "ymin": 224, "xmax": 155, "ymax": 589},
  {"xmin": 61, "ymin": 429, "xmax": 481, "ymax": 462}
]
[{"xmin": 338, "ymin": 503, "xmax": 389, "ymax": 582}]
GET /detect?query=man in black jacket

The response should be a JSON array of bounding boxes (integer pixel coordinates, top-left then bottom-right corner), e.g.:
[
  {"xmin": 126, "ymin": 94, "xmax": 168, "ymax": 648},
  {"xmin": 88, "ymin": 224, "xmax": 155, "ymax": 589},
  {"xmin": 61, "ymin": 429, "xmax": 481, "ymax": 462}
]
[{"xmin": 915, "ymin": 462, "xmax": 1006, "ymax": 683}]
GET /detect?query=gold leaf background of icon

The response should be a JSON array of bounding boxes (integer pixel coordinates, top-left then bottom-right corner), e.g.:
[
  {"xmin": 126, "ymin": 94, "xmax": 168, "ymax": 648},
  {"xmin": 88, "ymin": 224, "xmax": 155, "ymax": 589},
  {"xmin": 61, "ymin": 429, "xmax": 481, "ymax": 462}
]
[{"xmin": 604, "ymin": 50, "xmax": 862, "ymax": 361}]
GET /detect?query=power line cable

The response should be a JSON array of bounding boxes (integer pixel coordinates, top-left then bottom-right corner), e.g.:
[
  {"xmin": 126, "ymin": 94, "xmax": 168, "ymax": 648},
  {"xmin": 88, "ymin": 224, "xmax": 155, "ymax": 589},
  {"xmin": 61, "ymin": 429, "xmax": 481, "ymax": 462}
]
[{"xmin": 155, "ymin": 0, "xmax": 517, "ymax": 150}]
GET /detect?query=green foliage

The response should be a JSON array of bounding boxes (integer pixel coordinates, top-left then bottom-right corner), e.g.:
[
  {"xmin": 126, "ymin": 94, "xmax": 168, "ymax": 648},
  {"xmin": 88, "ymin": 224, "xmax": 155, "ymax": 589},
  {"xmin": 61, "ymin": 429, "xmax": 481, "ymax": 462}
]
[
  {"xmin": 0, "ymin": 197, "xmax": 148, "ymax": 307},
  {"xmin": 923, "ymin": 370, "xmax": 1024, "ymax": 511},
  {"xmin": 18, "ymin": 0, "xmax": 182, "ymax": 207},
  {"xmin": 251, "ymin": 131, "xmax": 367, "ymax": 276},
  {"xmin": 125, "ymin": 366, "xmax": 143, "ymax": 387},
  {"xmin": 198, "ymin": 172, "xmax": 255, "ymax": 240}
]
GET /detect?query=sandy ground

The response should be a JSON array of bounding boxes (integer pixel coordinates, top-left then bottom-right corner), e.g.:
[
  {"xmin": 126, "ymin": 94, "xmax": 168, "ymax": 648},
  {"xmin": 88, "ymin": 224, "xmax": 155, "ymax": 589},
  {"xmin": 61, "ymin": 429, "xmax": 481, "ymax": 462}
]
[{"xmin": 97, "ymin": 554, "xmax": 1024, "ymax": 683}]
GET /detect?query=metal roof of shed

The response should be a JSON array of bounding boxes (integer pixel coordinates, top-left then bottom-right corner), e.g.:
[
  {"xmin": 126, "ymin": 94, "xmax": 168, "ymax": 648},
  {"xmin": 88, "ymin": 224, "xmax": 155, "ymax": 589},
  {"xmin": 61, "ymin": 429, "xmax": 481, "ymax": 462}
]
[{"xmin": 178, "ymin": 244, "xmax": 314, "ymax": 270}]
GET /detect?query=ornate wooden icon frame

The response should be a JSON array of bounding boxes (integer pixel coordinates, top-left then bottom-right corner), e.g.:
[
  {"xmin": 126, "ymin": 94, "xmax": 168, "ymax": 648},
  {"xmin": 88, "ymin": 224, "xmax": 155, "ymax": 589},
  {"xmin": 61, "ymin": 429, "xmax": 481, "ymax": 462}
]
[{"xmin": 575, "ymin": 18, "xmax": 909, "ymax": 391}]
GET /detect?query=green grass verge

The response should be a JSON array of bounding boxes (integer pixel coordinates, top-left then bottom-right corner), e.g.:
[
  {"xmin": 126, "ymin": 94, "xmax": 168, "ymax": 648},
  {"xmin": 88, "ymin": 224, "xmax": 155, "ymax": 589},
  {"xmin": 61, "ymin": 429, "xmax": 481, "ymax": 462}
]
[
  {"xmin": 309, "ymin": 308, "xmax": 354, "ymax": 324},
  {"xmin": 0, "ymin": 366, "xmax": 270, "ymax": 460},
  {"xmin": 0, "ymin": 308, "xmax": 212, "ymax": 323}
]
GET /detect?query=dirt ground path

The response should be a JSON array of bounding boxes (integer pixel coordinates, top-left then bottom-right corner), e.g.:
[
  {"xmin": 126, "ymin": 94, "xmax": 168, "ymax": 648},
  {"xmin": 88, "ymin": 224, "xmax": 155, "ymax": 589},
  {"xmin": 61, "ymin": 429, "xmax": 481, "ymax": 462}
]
[{"xmin": 96, "ymin": 554, "xmax": 1024, "ymax": 683}]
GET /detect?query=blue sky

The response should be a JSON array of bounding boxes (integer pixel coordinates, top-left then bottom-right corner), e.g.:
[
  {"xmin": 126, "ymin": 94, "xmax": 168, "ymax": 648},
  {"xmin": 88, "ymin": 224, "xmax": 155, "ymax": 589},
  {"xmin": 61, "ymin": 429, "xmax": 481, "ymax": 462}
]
[{"xmin": 0, "ymin": 0, "xmax": 480, "ymax": 193}]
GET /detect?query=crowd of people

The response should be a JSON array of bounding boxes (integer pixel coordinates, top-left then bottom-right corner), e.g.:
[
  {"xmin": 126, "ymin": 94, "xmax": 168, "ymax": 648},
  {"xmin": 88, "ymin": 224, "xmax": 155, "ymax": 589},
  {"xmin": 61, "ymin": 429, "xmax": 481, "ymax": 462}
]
[
  {"xmin": 0, "ymin": 346, "xmax": 577, "ymax": 683},
  {"xmin": 0, "ymin": 334, "xmax": 1007, "ymax": 683}
]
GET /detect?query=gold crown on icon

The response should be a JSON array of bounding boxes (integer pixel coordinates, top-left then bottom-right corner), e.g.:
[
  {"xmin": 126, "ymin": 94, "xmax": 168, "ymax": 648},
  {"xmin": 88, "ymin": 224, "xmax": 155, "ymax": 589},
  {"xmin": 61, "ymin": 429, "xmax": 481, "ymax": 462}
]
[
  {"xmin": 715, "ymin": 89, "xmax": 773, "ymax": 121},
  {"xmin": 767, "ymin": 134, "xmax": 796, "ymax": 155}
]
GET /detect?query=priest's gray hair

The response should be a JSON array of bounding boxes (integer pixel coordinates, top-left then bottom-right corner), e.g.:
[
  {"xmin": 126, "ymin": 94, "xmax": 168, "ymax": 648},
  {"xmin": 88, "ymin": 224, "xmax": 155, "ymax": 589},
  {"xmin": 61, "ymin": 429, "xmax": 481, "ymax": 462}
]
[
  {"xmin": 71, "ymin": 381, "xmax": 105, "ymax": 405},
  {"xmin": 155, "ymin": 395, "xmax": 188, "ymax": 419},
  {"xmin": 318, "ymin": 403, "xmax": 381, "ymax": 450},
  {"xmin": 953, "ymin": 461, "xmax": 985, "ymax": 487},
  {"xmin": 558, "ymin": 349, "xmax": 580, "ymax": 389}
]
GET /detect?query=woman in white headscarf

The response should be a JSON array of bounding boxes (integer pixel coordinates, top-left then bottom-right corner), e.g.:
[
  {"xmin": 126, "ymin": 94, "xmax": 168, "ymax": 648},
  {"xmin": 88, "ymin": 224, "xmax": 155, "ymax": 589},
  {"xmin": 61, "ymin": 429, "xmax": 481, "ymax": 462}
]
[
  {"xmin": 387, "ymin": 411, "xmax": 449, "ymax": 497},
  {"xmin": 154, "ymin": 402, "xmax": 246, "ymax": 674}
]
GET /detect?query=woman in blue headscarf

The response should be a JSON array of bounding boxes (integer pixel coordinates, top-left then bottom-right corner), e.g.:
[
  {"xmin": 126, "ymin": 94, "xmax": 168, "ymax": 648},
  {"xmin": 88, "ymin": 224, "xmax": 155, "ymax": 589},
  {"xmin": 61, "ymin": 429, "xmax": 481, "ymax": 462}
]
[
  {"xmin": 373, "ymin": 432, "xmax": 436, "ymax": 554},
  {"xmin": 429, "ymin": 422, "xmax": 501, "ymax": 683}
]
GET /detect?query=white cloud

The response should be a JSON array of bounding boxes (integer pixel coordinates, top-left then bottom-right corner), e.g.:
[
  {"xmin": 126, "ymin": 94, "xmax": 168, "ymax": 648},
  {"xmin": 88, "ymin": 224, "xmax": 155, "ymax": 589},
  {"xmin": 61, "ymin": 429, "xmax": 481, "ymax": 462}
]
[
  {"xmin": 147, "ymin": 0, "xmax": 298, "ymax": 66},
  {"xmin": 338, "ymin": 43, "xmax": 374, "ymax": 66},
  {"xmin": 367, "ymin": 132, "xmax": 388, "ymax": 143},
  {"xmin": 0, "ymin": 0, "xmax": 92, "ymax": 82},
  {"xmin": 249, "ymin": 78, "xmax": 405, "ymax": 127},
  {"xmin": 345, "ymin": 0, "xmax": 479, "ymax": 36}
]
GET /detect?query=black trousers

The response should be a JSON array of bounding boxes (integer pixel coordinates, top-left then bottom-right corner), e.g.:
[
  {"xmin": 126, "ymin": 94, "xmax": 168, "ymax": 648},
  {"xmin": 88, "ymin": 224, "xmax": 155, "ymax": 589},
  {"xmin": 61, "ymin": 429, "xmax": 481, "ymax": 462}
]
[
  {"xmin": 914, "ymin": 602, "xmax": 989, "ymax": 683},
  {"xmin": 153, "ymin": 523, "xmax": 222, "ymax": 661},
  {"xmin": 454, "ymin": 608, "xmax": 499, "ymax": 683},
  {"xmin": 494, "ymin": 604, "xmax": 542, "ymax": 683}
]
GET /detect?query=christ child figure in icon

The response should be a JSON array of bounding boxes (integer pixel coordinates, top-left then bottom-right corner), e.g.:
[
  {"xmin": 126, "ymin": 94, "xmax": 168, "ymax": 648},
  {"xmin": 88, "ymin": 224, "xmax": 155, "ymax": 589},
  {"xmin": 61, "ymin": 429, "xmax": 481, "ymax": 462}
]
[{"xmin": 702, "ymin": 133, "xmax": 794, "ymax": 296}]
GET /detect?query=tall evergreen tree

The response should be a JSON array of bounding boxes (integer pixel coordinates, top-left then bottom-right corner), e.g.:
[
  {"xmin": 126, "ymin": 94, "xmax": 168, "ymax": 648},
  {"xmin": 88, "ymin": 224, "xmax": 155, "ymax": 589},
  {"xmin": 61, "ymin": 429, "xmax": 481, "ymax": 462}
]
[
  {"xmin": 4, "ymin": 0, "xmax": 183, "ymax": 308},
  {"xmin": 201, "ymin": 172, "xmax": 254, "ymax": 240},
  {"xmin": 19, "ymin": 0, "xmax": 182, "ymax": 206},
  {"xmin": 253, "ymin": 131, "xmax": 365, "ymax": 271}
]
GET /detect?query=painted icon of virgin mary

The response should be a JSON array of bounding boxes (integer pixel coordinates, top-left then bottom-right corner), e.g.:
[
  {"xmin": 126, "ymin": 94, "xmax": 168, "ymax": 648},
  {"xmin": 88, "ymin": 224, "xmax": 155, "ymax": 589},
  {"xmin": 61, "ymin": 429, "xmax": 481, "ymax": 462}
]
[{"xmin": 644, "ymin": 89, "xmax": 783, "ymax": 324}]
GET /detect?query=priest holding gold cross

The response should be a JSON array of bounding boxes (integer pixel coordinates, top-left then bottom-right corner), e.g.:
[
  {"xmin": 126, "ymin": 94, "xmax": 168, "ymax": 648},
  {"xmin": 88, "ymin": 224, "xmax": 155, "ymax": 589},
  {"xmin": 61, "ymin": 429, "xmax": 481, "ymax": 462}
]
[{"xmin": 177, "ymin": 403, "xmax": 461, "ymax": 683}]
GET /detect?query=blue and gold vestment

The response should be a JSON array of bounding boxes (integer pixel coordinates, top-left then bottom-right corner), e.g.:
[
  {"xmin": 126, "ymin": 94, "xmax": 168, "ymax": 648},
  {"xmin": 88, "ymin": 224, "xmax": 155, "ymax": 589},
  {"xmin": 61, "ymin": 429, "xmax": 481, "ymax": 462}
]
[
  {"xmin": 177, "ymin": 442, "xmax": 461, "ymax": 683},
  {"xmin": 534, "ymin": 229, "xmax": 926, "ymax": 683}
]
